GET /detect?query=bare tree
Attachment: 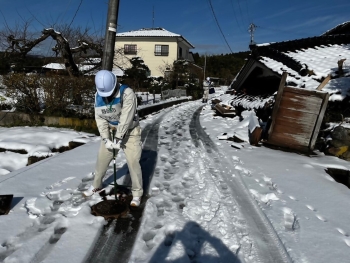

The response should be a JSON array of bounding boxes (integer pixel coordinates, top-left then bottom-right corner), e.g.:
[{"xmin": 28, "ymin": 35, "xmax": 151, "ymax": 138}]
[
  {"xmin": 6, "ymin": 28, "xmax": 104, "ymax": 76},
  {"xmin": 0, "ymin": 16, "xmax": 105, "ymax": 77}
]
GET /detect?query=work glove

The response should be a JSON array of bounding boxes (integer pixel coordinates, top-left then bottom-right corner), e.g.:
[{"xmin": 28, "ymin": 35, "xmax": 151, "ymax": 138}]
[{"xmin": 103, "ymin": 138, "xmax": 121, "ymax": 150}]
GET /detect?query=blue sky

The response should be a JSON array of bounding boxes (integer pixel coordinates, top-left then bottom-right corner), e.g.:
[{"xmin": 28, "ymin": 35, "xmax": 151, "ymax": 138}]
[{"xmin": 1, "ymin": 0, "xmax": 349, "ymax": 55}]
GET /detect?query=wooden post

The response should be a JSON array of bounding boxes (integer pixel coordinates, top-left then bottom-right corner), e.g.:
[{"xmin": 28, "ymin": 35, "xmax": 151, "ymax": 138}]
[
  {"xmin": 316, "ymin": 74, "xmax": 331, "ymax": 91},
  {"xmin": 309, "ymin": 92, "xmax": 330, "ymax": 150},
  {"xmin": 268, "ymin": 72, "xmax": 288, "ymax": 137}
]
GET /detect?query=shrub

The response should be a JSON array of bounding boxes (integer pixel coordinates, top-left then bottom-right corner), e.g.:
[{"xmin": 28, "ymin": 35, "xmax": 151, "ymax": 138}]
[
  {"xmin": 3, "ymin": 73, "xmax": 95, "ymax": 117},
  {"xmin": 3, "ymin": 73, "xmax": 43, "ymax": 114}
]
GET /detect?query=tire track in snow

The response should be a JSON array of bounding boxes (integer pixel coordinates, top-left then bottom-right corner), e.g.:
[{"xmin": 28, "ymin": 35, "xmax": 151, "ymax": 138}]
[
  {"xmin": 190, "ymin": 106, "xmax": 293, "ymax": 263},
  {"xmin": 130, "ymin": 102, "xmax": 244, "ymax": 262}
]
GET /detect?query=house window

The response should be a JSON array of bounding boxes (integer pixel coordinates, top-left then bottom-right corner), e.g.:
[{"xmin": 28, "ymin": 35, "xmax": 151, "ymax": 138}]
[
  {"xmin": 154, "ymin": 45, "xmax": 169, "ymax": 56},
  {"xmin": 179, "ymin": 47, "xmax": 183, "ymax": 58},
  {"xmin": 124, "ymin": 44, "xmax": 137, "ymax": 55}
]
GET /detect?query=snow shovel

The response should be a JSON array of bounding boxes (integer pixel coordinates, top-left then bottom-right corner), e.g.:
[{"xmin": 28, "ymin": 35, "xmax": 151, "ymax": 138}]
[{"xmin": 0, "ymin": 194, "xmax": 13, "ymax": 215}]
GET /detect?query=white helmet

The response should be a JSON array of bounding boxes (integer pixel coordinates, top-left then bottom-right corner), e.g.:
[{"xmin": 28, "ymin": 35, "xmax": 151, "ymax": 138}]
[
  {"xmin": 95, "ymin": 70, "xmax": 117, "ymax": 97},
  {"xmin": 206, "ymin": 77, "xmax": 210, "ymax": 81}
]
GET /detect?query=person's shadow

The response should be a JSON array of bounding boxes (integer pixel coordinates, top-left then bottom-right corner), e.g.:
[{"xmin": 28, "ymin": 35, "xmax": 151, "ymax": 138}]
[{"xmin": 148, "ymin": 221, "xmax": 241, "ymax": 263}]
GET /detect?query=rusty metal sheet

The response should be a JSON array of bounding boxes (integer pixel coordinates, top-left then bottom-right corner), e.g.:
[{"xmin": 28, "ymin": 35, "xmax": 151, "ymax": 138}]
[
  {"xmin": 280, "ymin": 92, "xmax": 322, "ymax": 113},
  {"xmin": 268, "ymin": 133, "xmax": 310, "ymax": 152},
  {"xmin": 274, "ymin": 108, "xmax": 318, "ymax": 130},
  {"xmin": 267, "ymin": 72, "xmax": 329, "ymax": 152}
]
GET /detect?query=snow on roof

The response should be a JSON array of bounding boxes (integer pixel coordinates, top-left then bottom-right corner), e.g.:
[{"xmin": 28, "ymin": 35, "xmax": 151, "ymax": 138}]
[
  {"xmin": 230, "ymin": 93, "xmax": 274, "ymax": 110},
  {"xmin": 257, "ymin": 43, "xmax": 350, "ymax": 94},
  {"xmin": 259, "ymin": 56, "xmax": 322, "ymax": 89},
  {"xmin": 323, "ymin": 77, "xmax": 350, "ymax": 101},
  {"xmin": 79, "ymin": 64, "xmax": 95, "ymax": 71},
  {"xmin": 322, "ymin": 21, "xmax": 350, "ymax": 36},
  {"xmin": 42, "ymin": 62, "xmax": 124, "ymax": 76},
  {"xmin": 256, "ymin": 43, "xmax": 273, "ymax": 47},
  {"xmin": 42, "ymin": 63, "xmax": 65, "ymax": 70},
  {"xmin": 42, "ymin": 63, "xmax": 99, "ymax": 73},
  {"xmin": 116, "ymin": 27, "xmax": 195, "ymax": 48},
  {"xmin": 284, "ymin": 44, "xmax": 350, "ymax": 80},
  {"xmin": 83, "ymin": 67, "xmax": 124, "ymax": 77},
  {"xmin": 117, "ymin": 27, "xmax": 180, "ymax": 37},
  {"xmin": 112, "ymin": 67, "xmax": 124, "ymax": 77},
  {"xmin": 81, "ymin": 57, "xmax": 101, "ymax": 64}
]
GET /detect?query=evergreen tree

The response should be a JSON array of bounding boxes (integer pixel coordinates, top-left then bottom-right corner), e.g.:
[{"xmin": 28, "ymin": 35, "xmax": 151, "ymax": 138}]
[
  {"xmin": 123, "ymin": 57, "xmax": 150, "ymax": 91},
  {"xmin": 193, "ymin": 51, "xmax": 250, "ymax": 84}
]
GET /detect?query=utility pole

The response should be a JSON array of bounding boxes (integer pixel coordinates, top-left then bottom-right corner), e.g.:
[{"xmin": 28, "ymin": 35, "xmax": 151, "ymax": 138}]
[
  {"xmin": 203, "ymin": 54, "xmax": 207, "ymax": 80},
  {"xmin": 102, "ymin": 0, "xmax": 120, "ymax": 71}
]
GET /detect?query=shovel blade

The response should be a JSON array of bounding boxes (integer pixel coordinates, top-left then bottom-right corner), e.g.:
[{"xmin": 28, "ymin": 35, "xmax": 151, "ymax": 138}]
[{"xmin": 0, "ymin": 195, "xmax": 13, "ymax": 215}]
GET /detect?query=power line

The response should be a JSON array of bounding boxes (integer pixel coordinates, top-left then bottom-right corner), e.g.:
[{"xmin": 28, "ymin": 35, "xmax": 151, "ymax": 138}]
[
  {"xmin": 236, "ymin": 0, "xmax": 248, "ymax": 25},
  {"xmin": 57, "ymin": 0, "xmax": 75, "ymax": 26},
  {"xmin": 24, "ymin": 6, "xmax": 45, "ymax": 28},
  {"xmin": 69, "ymin": 0, "xmax": 83, "ymax": 28},
  {"xmin": 243, "ymin": 0, "xmax": 252, "ymax": 23},
  {"xmin": 207, "ymin": 0, "xmax": 233, "ymax": 53},
  {"xmin": 230, "ymin": 0, "xmax": 245, "ymax": 33}
]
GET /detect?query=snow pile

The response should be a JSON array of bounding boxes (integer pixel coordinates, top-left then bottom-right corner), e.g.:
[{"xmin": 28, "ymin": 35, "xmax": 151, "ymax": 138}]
[{"xmin": 0, "ymin": 127, "xmax": 97, "ymax": 175}]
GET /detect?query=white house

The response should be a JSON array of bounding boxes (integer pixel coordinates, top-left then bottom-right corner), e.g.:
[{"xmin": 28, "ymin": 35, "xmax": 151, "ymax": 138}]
[{"xmin": 114, "ymin": 27, "xmax": 195, "ymax": 77}]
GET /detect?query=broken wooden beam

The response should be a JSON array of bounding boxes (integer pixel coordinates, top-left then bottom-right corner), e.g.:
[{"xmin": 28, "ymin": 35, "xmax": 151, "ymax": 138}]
[{"xmin": 214, "ymin": 104, "xmax": 236, "ymax": 117}]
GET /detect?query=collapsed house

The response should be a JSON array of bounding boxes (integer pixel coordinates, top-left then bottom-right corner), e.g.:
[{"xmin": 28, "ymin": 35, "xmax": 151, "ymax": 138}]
[{"xmin": 222, "ymin": 21, "xmax": 350, "ymax": 157}]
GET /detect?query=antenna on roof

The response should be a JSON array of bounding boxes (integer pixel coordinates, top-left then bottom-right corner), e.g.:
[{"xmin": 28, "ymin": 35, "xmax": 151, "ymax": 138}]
[
  {"xmin": 152, "ymin": 6, "xmax": 154, "ymax": 28},
  {"xmin": 248, "ymin": 23, "xmax": 257, "ymax": 44}
]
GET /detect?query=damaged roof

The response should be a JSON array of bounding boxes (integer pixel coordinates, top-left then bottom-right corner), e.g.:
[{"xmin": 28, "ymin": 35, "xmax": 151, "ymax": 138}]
[
  {"xmin": 233, "ymin": 22, "xmax": 350, "ymax": 102},
  {"xmin": 322, "ymin": 21, "xmax": 350, "ymax": 36}
]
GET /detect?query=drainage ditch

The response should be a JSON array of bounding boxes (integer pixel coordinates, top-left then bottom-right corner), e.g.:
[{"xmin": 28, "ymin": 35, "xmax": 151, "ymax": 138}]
[{"xmin": 325, "ymin": 168, "xmax": 350, "ymax": 188}]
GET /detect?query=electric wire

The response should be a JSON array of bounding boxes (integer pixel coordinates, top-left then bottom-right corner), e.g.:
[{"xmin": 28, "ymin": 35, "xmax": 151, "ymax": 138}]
[
  {"xmin": 236, "ymin": 0, "xmax": 248, "ymax": 26},
  {"xmin": 68, "ymin": 0, "xmax": 83, "ymax": 28},
  {"xmin": 57, "ymin": 0, "xmax": 74, "ymax": 26},
  {"xmin": 207, "ymin": 0, "xmax": 233, "ymax": 53},
  {"xmin": 244, "ymin": 0, "xmax": 252, "ymax": 24},
  {"xmin": 230, "ymin": 0, "xmax": 245, "ymax": 33},
  {"xmin": 24, "ymin": 6, "xmax": 45, "ymax": 28},
  {"xmin": 0, "ymin": 9, "xmax": 11, "ymax": 32}
]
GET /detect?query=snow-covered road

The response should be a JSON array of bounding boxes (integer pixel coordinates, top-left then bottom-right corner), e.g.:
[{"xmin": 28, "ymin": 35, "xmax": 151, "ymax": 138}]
[
  {"xmin": 2, "ymin": 94, "xmax": 350, "ymax": 262},
  {"xmin": 126, "ymin": 101, "xmax": 290, "ymax": 263}
]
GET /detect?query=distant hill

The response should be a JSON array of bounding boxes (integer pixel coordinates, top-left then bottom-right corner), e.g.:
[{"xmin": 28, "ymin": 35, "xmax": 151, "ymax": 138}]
[{"xmin": 193, "ymin": 51, "xmax": 250, "ymax": 85}]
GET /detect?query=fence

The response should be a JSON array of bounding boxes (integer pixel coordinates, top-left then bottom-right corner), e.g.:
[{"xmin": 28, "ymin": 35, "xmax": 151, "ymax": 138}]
[{"xmin": 162, "ymin": 89, "xmax": 187, "ymax": 100}]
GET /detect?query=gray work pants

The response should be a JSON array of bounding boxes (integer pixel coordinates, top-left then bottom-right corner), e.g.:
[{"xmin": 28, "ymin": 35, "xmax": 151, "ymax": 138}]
[
  {"xmin": 203, "ymin": 89, "xmax": 209, "ymax": 100},
  {"xmin": 93, "ymin": 126, "xmax": 143, "ymax": 197}
]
